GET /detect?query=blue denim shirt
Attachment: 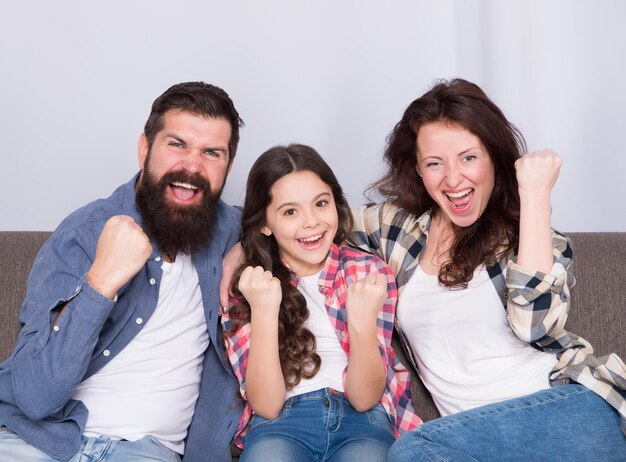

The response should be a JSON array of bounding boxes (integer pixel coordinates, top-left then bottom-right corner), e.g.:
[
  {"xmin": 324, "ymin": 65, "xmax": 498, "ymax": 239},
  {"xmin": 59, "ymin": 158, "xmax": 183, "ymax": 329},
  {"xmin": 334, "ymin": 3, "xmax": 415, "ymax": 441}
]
[{"xmin": 0, "ymin": 174, "xmax": 243, "ymax": 461}]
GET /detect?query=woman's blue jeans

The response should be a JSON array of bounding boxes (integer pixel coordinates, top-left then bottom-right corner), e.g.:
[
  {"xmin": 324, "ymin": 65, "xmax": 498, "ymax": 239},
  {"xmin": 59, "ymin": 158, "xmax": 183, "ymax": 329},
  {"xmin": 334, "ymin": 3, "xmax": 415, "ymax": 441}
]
[
  {"xmin": 240, "ymin": 388, "xmax": 395, "ymax": 462},
  {"xmin": 388, "ymin": 384, "xmax": 626, "ymax": 462}
]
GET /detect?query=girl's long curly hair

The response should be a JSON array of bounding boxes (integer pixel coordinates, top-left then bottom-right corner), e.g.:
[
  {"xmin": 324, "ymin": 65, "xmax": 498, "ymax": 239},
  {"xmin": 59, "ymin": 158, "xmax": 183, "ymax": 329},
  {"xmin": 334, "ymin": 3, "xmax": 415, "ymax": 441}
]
[
  {"xmin": 225, "ymin": 144, "xmax": 353, "ymax": 389},
  {"xmin": 371, "ymin": 78, "xmax": 526, "ymax": 288}
]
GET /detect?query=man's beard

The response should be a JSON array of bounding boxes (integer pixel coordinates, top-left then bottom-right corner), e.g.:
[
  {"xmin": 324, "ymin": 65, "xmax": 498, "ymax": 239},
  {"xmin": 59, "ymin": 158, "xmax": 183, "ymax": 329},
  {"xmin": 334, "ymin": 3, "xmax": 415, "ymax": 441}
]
[{"xmin": 135, "ymin": 165, "xmax": 222, "ymax": 259}]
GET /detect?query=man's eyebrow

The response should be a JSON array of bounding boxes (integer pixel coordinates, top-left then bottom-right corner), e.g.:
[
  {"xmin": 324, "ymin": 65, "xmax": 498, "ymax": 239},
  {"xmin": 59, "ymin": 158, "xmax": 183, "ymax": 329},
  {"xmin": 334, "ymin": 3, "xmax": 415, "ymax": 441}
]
[
  {"xmin": 164, "ymin": 133, "xmax": 186, "ymax": 144},
  {"xmin": 163, "ymin": 134, "xmax": 228, "ymax": 154}
]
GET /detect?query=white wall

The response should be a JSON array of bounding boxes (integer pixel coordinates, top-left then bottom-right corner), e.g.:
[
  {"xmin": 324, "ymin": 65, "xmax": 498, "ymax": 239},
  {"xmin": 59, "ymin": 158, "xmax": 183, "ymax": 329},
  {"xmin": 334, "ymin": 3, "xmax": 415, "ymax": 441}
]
[{"xmin": 1, "ymin": 0, "xmax": 624, "ymax": 231}]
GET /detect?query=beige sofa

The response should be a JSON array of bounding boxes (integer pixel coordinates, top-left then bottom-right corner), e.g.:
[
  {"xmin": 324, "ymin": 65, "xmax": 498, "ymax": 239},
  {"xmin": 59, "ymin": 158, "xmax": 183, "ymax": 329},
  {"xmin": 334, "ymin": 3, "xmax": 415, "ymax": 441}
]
[{"xmin": 1, "ymin": 231, "xmax": 625, "ymax": 458}]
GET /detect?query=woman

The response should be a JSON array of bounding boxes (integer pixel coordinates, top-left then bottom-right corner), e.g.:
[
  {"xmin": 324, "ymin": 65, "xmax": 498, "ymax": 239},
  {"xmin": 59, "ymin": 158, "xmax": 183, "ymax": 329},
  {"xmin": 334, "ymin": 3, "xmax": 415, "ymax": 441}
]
[{"xmin": 349, "ymin": 79, "xmax": 626, "ymax": 460}]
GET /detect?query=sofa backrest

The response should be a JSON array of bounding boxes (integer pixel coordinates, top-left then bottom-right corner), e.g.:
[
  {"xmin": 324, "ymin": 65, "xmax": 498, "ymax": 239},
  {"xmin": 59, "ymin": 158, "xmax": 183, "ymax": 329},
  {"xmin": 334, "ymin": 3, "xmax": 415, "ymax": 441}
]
[
  {"xmin": 1, "ymin": 231, "xmax": 625, "ymax": 424},
  {"xmin": 566, "ymin": 232, "xmax": 625, "ymax": 359},
  {"xmin": 0, "ymin": 231, "xmax": 51, "ymax": 359}
]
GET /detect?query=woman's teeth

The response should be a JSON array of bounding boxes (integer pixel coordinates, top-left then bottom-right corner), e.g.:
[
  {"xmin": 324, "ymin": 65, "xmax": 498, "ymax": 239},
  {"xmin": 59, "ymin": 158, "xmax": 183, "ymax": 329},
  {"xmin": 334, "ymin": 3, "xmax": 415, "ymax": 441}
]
[{"xmin": 446, "ymin": 188, "xmax": 472, "ymax": 199}]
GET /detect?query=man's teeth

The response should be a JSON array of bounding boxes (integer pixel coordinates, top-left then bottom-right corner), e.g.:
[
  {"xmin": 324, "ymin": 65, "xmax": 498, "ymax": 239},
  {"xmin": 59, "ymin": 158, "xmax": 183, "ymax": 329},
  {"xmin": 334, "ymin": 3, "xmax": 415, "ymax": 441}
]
[
  {"xmin": 447, "ymin": 189, "xmax": 472, "ymax": 198},
  {"xmin": 171, "ymin": 182, "xmax": 198, "ymax": 190},
  {"xmin": 299, "ymin": 234, "xmax": 323, "ymax": 243}
]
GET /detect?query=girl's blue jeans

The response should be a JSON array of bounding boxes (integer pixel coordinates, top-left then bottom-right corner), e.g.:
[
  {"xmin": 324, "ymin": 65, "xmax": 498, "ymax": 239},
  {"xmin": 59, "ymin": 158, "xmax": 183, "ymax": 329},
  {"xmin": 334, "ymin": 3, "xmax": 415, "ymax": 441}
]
[
  {"xmin": 388, "ymin": 384, "xmax": 626, "ymax": 462},
  {"xmin": 241, "ymin": 387, "xmax": 395, "ymax": 462}
]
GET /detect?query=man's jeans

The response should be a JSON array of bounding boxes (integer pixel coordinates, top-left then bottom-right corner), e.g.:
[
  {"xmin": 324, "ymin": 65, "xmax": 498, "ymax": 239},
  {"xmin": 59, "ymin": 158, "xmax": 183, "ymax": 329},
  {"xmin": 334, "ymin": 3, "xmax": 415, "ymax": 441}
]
[
  {"xmin": 0, "ymin": 427, "xmax": 181, "ymax": 462},
  {"xmin": 388, "ymin": 384, "xmax": 626, "ymax": 462},
  {"xmin": 241, "ymin": 388, "xmax": 395, "ymax": 462}
]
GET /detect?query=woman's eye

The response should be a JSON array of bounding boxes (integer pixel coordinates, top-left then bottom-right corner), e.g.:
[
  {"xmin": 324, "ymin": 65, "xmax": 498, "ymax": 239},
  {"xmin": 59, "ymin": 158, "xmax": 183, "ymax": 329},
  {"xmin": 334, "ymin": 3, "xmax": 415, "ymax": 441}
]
[
  {"xmin": 463, "ymin": 154, "xmax": 477, "ymax": 162},
  {"xmin": 316, "ymin": 200, "xmax": 328, "ymax": 208}
]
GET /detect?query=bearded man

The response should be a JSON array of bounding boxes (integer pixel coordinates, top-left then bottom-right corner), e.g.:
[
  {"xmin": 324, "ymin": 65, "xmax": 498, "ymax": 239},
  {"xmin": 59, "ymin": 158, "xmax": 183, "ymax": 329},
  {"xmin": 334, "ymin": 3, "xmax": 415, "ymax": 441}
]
[{"xmin": 0, "ymin": 82, "xmax": 244, "ymax": 462}]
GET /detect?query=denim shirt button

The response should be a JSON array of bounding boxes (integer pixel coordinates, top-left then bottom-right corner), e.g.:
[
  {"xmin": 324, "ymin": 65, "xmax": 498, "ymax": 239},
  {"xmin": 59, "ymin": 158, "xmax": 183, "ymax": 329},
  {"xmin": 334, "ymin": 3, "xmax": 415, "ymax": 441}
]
[
  {"xmin": 149, "ymin": 278, "xmax": 156, "ymax": 285},
  {"xmin": 155, "ymin": 256, "xmax": 161, "ymax": 262},
  {"xmin": 53, "ymin": 325, "xmax": 60, "ymax": 332},
  {"xmin": 103, "ymin": 349, "xmax": 111, "ymax": 357},
  {"xmin": 136, "ymin": 317, "xmax": 143, "ymax": 325}
]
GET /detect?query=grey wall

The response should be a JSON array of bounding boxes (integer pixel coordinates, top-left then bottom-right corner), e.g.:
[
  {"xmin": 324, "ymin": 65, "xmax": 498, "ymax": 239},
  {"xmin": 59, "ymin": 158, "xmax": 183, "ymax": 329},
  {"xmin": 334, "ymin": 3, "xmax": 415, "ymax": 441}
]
[{"xmin": 1, "ymin": 0, "xmax": 624, "ymax": 231}]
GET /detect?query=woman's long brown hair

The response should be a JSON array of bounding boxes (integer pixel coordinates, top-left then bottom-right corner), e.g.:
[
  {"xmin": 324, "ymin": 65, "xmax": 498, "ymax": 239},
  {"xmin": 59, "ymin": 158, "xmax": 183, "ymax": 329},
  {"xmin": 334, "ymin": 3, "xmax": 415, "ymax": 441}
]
[{"xmin": 371, "ymin": 78, "xmax": 527, "ymax": 288}]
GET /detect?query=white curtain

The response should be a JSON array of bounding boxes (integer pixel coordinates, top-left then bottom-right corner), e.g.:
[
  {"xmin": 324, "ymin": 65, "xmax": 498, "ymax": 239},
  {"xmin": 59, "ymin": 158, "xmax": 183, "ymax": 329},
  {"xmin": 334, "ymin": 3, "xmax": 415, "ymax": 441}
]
[{"xmin": 1, "ymin": 0, "xmax": 624, "ymax": 231}]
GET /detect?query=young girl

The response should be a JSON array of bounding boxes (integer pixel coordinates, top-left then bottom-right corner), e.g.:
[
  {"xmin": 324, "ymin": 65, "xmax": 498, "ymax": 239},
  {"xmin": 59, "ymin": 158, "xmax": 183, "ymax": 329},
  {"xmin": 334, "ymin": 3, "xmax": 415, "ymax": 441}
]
[
  {"xmin": 222, "ymin": 144, "xmax": 420, "ymax": 461},
  {"xmin": 349, "ymin": 79, "xmax": 626, "ymax": 460}
]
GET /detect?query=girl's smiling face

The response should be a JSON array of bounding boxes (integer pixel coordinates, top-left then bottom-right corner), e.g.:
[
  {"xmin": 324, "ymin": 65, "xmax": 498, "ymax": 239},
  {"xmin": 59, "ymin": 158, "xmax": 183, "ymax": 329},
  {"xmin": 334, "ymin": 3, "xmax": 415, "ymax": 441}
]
[
  {"xmin": 262, "ymin": 170, "xmax": 339, "ymax": 276},
  {"xmin": 416, "ymin": 121, "xmax": 495, "ymax": 229}
]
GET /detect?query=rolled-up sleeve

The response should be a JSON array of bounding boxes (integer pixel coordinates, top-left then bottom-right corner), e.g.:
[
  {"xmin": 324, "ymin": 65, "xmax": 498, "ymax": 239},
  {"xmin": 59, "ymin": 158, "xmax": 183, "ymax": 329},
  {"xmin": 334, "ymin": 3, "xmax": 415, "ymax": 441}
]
[{"xmin": 506, "ymin": 231, "xmax": 576, "ymax": 349}]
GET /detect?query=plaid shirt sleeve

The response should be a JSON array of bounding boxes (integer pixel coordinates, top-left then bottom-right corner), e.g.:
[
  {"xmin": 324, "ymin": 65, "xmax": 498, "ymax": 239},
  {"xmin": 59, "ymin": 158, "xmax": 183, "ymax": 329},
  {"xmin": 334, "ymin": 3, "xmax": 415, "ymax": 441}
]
[
  {"xmin": 220, "ymin": 302, "xmax": 253, "ymax": 447},
  {"xmin": 369, "ymin": 255, "xmax": 422, "ymax": 435},
  {"xmin": 334, "ymin": 246, "xmax": 422, "ymax": 436},
  {"xmin": 505, "ymin": 231, "xmax": 626, "ymax": 422},
  {"xmin": 506, "ymin": 230, "xmax": 576, "ymax": 349}
]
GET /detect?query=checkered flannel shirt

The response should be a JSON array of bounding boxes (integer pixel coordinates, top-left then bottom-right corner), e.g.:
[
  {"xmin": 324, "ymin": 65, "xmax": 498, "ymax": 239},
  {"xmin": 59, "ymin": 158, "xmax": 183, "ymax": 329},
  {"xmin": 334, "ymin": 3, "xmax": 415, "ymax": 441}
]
[
  {"xmin": 349, "ymin": 202, "xmax": 626, "ymax": 427},
  {"xmin": 222, "ymin": 244, "xmax": 422, "ymax": 447}
]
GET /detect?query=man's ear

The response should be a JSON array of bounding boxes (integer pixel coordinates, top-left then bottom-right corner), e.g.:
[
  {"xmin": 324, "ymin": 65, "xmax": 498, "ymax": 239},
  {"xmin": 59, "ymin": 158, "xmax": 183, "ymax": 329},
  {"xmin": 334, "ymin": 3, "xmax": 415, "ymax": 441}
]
[
  {"xmin": 138, "ymin": 133, "xmax": 149, "ymax": 170},
  {"xmin": 261, "ymin": 225, "xmax": 272, "ymax": 237}
]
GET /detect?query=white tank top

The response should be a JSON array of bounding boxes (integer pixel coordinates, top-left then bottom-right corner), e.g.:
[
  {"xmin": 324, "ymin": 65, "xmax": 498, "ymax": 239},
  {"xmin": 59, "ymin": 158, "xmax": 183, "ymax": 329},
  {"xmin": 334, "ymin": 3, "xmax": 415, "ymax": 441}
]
[
  {"xmin": 72, "ymin": 253, "xmax": 209, "ymax": 454},
  {"xmin": 286, "ymin": 272, "xmax": 348, "ymax": 398},
  {"xmin": 397, "ymin": 264, "xmax": 557, "ymax": 416}
]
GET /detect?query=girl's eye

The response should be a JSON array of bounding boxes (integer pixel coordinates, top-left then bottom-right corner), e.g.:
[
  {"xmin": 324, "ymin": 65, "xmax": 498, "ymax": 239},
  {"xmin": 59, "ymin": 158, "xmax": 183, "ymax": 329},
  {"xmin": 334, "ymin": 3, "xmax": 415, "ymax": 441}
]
[{"xmin": 283, "ymin": 209, "xmax": 297, "ymax": 216}]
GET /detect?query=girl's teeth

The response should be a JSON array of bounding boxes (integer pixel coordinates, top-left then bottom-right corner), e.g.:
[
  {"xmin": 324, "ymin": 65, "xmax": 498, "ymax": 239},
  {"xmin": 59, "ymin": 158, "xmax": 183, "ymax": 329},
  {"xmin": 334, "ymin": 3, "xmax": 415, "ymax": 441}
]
[{"xmin": 299, "ymin": 234, "xmax": 322, "ymax": 243}]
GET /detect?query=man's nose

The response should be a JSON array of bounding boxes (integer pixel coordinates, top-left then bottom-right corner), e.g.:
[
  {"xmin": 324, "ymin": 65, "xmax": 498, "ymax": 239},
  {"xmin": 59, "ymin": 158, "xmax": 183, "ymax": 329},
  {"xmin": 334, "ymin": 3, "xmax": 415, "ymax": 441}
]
[{"xmin": 181, "ymin": 150, "xmax": 202, "ymax": 173}]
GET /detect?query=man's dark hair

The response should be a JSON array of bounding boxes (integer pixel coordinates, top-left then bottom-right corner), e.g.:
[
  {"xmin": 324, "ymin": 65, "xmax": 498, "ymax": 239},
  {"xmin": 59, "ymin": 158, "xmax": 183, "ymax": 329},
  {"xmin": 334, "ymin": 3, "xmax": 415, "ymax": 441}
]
[{"xmin": 143, "ymin": 82, "xmax": 244, "ymax": 165}]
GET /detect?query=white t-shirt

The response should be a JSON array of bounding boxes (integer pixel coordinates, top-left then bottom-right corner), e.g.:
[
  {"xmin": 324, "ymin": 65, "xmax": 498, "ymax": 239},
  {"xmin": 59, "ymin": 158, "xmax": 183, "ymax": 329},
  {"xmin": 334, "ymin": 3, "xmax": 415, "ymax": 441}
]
[
  {"xmin": 397, "ymin": 264, "xmax": 558, "ymax": 416},
  {"xmin": 72, "ymin": 253, "xmax": 209, "ymax": 454},
  {"xmin": 286, "ymin": 272, "xmax": 348, "ymax": 398}
]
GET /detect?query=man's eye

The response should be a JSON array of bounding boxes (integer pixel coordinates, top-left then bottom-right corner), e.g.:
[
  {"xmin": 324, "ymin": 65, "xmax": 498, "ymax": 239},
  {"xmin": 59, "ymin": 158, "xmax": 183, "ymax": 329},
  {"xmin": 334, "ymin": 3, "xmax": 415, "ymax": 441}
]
[
  {"xmin": 169, "ymin": 142, "xmax": 184, "ymax": 148},
  {"xmin": 204, "ymin": 150, "xmax": 225, "ymax": 160}
]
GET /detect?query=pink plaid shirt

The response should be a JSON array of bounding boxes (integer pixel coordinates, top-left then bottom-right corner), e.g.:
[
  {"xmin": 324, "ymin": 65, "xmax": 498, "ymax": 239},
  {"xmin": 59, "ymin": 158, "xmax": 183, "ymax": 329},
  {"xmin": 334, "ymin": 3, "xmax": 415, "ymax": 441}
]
[{"xmin": 222, "ymin": 244, "xmax": 421, "ymax": 447}]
